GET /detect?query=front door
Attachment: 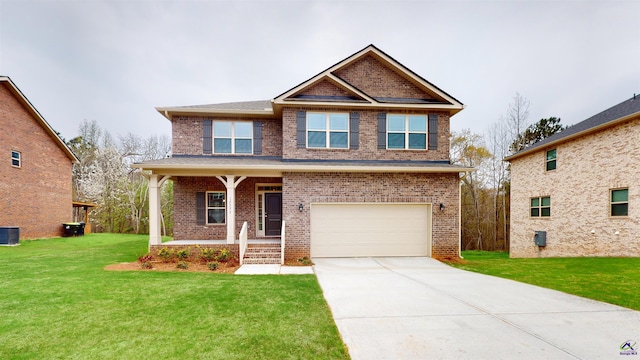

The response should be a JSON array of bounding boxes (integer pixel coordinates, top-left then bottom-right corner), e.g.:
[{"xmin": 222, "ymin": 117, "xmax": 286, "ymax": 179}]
[{"xmin": 264, "ymin": 193, "xmax": 282, "ymax": 236}]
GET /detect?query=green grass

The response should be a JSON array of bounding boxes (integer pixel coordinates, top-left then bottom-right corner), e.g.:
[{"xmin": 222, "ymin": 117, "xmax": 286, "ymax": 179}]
[
  {"xmin": 449, "ymin": 251, "xmax": 640, "ymax": 311},
  {"xmin": 0, "ymin": 234, "xmax": 348, "ymax": 359}
]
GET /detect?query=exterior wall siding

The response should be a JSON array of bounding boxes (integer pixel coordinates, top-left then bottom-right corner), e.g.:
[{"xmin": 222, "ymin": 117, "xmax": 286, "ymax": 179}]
[
  {"xmin": 510, "ymin": 118, "xmax": 640, "ymax": 257},
  {"xmin": 172, "ymin": 116, "xmax": 282, "ymax": 156},
  {"xmin": 282, "ymin": 107, "xmax": 450, "ymax": 161},
  {"xmin": 0, "ymin": 83, "xmax": 73, "ymax": 239},
  {"xmin": 282, "ymin": 172, "xmax": 460, "ymax": 260}
]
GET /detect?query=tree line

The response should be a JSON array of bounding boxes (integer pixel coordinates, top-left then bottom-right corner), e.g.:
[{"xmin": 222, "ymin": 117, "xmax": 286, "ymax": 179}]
[
  {"xmin": 452, "ymin": 93, "xmax": 566, "ymax": 251},
  {"xmin": 68, "ymin": 120, "xmax": 174, "ymax": 235}
]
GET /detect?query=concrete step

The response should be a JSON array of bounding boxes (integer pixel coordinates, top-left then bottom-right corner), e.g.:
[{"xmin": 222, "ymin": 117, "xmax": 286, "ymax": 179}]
[{"xmin": 242, "ymin": 257, "xmax": 282, "ymax": 265}]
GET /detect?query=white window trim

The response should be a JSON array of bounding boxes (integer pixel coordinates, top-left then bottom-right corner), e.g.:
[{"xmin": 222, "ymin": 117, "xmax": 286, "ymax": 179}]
[
  {"xmin": 546, "ymin": 149, "xmax": 557, "ymax": 171},
  {"xmin": 11, "ymin": 150, "xmax": 21, "ymax": 168},
  {"xmin": 306, "ymin": 112, "xmax": 349, "ymax": 149},
  {"xmin": 206, "ymin": 191, "xmax": 226, "ymax": 225},
  {"xmin": 212, "ymin": 121, "xmax": 253, "ymax": 154},
  {"xmin": 386, "ymin": 114, "xmax": 428, "ymax": 150}
]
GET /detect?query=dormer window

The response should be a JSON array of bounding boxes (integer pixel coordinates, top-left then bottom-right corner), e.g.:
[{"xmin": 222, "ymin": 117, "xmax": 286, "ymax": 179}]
[{"xmin": 307, "ymin": 112, "xmax": 349, "ymax": 149}]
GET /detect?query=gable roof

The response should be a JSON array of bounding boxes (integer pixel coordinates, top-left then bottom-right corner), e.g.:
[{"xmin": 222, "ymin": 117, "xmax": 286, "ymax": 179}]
[
  {"xmin": 505, "ymin": 93, "xmax": 640, "ymax": 161},
  {"xmin": 0, "ymin": 76, "xmax": 78, "ymax": 162},
  {"xmin": 273, "ymin": 44, "xmax": 464, "ymax": 114},
  {"xmin": 157, "ymin": 45, "xmax": 464, "ymax": 120}
]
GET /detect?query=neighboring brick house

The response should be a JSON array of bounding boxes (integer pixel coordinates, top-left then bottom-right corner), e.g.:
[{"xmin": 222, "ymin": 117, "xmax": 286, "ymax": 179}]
[
  {"xmin": 133, "ymin": 45, "xmax": 472, "ymax": 262},
  {"xmin": 505, "ymin": 94, "xmax": 640, "ymax": 257},
  {"xmin": 0, "ymin": 76, "xmax": 78, "ymax": 239}
]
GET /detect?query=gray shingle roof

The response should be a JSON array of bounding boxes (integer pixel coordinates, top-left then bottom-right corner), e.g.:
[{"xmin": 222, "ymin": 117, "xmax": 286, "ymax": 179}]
[
  {"xmin": 506, "ymin": 94, "xmax": 640, "ymax": 160},
  {"xmin": 164, "ymin": 100, "xmax": 273, "ymax": 112}
]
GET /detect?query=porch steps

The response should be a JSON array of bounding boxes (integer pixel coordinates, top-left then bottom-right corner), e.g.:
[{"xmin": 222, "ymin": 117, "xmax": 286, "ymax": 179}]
[{"xmin": 243, "ymin": 244, "xmax": 282, "ymax": 265}]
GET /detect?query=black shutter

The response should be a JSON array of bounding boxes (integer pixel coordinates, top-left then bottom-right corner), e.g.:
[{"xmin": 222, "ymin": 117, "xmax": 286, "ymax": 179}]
[
  {"xmin": 196, "ymin": 192, "xmax": 206, "ymax": 225},
  {"xmin": 377, "ymin": 112, "xmax": 387, "ymax": 149},
  {"xmin": 296, "ymin": 111, "xmax": 306, "ymax": 148},
  {"xmin": 253, "ymin": 121, "xmax": 263, "ymax": 155},
  {"xmin": 428, "ymin": 114, "xmax": 438, "ymax": 150},
  {"xmin": 203, "ymin": 119, "xmax": 212, "ymax": 154},
  {"xmin": 349, "ymin": 112, "xmax": 359, "ymax": 150}
]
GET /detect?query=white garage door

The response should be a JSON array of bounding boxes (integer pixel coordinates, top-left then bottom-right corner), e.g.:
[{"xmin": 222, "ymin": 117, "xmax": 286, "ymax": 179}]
[{"xmin": 311, "ymin": 203, "xmax": 431, "ymax": 258}]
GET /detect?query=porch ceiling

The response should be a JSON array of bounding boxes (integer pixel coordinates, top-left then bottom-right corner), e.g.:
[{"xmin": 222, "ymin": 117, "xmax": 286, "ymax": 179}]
[{"xmin": 131, "ymin": 156, "xmax": 474, "ymax": 177}]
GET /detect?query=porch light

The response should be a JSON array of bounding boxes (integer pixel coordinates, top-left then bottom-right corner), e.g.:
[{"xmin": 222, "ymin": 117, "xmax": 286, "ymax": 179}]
[
  {"xmin": 298, "ymin": 203, "xmax": 304, "ymax": 212},
  {"xmin": 439, "ymin": 203, "xmax": 445, "ymax": 212}
]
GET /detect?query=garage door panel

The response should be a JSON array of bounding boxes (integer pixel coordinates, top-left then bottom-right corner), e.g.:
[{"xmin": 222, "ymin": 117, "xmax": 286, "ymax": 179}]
[{"xmin": 311, "ymin": 203, "xmax": 431, "ymax": 258}]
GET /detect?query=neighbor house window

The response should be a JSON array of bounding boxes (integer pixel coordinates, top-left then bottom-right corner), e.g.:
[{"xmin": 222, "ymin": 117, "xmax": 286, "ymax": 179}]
[
  {"xmin": 546, "ymin": 149, "xmax": 556, "ymax": 171},
  {"xmin": 307, "ymin": 112, "xmax": 349, "ymax": 148},
  {"xmin": 610, "ymin": 188, "xmax": 628, "ymax": 217},
  {"xmin": 207, "ymin": 191, "xmax": 226, "ymax": 224},
  {"xmin": 530, "ymin": 196, "xmax": 550, "ymax": 217},
  {"xmin": 11, "ymin": 151, "xmax": 21, "ymax": 167},
  {"xmin": 387, "ymin": 114, "xmax": 427, "ymax": 150},
  {"xmin": 213, "ymin": 121, "xmax": 253, "ymax": 154}
]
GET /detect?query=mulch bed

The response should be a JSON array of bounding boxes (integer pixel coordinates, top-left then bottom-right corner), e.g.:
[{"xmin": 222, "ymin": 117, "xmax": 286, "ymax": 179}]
[{"xmin": 104, "ymin": 260, "xmax": 240, "ymax": 273}]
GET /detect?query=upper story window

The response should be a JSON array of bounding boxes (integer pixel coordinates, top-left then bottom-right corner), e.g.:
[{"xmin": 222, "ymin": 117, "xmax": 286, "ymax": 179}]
[
  {"xmin": 546, "ymin": 149, "xmax": 556, "ymax": 171},
  {"xmin": 11, "ymin": 150, "xmax": 21, "ymax": 168},
  {"xmin": 387, "ymin": 114, "xmax": 427, "ymax": 150},
  {"xmin": 530, "ymin": 196, "xmax": 550, "ymax": 217},
  {"xmin": 207, "ymin": 191, "xmax": 226, "ymax": 224},
  {"xmin": 213, "ymin": 121, "xmax": 253, "ymax": 154},
  {"xmin": 307, "ymin": 112, "xmax": 349, "ymax": 149},
  {"xmin": 610, "ymin": 188, "xmax": 628, "ymax": 217}
]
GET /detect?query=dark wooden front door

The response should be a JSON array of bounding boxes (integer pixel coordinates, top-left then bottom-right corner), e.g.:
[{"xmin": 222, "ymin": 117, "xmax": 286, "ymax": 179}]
[{"xmin": 265, "ymin": 193, "xmax": 282, "ymax": 236}]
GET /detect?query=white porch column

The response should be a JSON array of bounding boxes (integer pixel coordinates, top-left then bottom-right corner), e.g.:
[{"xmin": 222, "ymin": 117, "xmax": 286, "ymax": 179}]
[
  {"xmin": 148, "ymin": 175, "xmax": 162, "ymax": 246},
  {"xmin": 216, "ymin": 175, "xmax": 247, "ymax": 244},
  {"xmin": 148, "ymin": 174, "xmax": 171, "ymax": 248}
]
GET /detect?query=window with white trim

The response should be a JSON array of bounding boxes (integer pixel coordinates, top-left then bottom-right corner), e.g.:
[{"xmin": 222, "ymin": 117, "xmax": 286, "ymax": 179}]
[
  {"xmin": 213, "ymin": 121, "xmax": 253, "ymax": 154},
  {"xmin": 387, "ymin": 114, "xmax": 427, "ymax": 150},
  {"xmin": 11, "ymin": 150, "xmax": 21, "ymax": 168},
  {"xmin": 207, "ymin": 191, "xmax": 226, "ymax": 224},
  {"xmin": 307, "ymin": 112, "xmax": 349, "ymax": 149},
  {"xmin": 610, "ymin": 188, "xmax": 628, "ymax": 217},
  {"xmin": 546, "ymin": 149, "xmax": 556, "ymax": 171}
]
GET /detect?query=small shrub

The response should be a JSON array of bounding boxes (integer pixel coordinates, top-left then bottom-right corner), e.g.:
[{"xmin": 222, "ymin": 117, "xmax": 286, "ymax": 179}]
[
  {"xmin": 206, "ymin": 261, "xmax": 219, "ymax": 271},
  {"xmin": 140, "ymin": 261, "xmax": 153, "ymax": 269},
  {"xmin": 200, "ymin": 248, "xmax": 216, "ymax": 263},
  {"xmin": 157, "ymin": 247, "xmax": 175, "ymax": 263},
  {"xmin": 176, "ymin": 248, "xmax": 190, "ymax": 260},
  {"xmin": 216, "ymin": 248, "xmax": 233, "ymax": 263},
  {"xmin": 138, "ymin": 253, "xmax": 154, "ymax": 263},
  {"xmin": 176, "ymin": 261, "xmax": 189, "ymax": 269},
  {"xmin": 297, "ymin": 257, "xmax": 313, "ymax": 266}
]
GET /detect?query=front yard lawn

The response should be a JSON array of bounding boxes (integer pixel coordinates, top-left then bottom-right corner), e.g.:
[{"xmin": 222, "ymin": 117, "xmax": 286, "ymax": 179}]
[
  {"xmin": 0, "ymin": 234, "xmax": 348, "ymax": 359},
  {"xmin": 448, "ymin": 251, "xmax": 640, "ymax": 311}
]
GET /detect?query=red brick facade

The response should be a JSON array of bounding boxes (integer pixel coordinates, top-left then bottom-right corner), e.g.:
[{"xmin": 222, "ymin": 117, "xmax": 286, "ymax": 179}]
[
  {"xmin": 155, "ymin": 45, "xmax": 465, "ymax": 260},
  {"xmin": 0, "ymin": 81, "xmax": 74, "ymax": 239}
]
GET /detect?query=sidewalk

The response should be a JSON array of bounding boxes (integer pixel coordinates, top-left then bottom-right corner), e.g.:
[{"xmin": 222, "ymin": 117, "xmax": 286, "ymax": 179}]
[{"xmin": 234, "ymin": 264, "xmax": 314, "ymax": 275}]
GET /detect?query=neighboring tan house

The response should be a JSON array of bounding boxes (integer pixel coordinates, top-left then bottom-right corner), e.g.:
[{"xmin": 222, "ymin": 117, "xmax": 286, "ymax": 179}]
[
  {"xmin": 133, "ymin": 45, "xmax": 473, "ymax": 263},
  {"xmin": 505, "ymin": 94, "xmax": 640, "ymax": 257},
  {"xmin": 0, "ymin": 76, "xmax": 78, "ymax": 239}
]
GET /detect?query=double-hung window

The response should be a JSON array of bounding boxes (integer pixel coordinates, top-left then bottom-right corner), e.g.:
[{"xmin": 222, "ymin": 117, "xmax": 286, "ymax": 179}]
[
  {"xmin": 206, "ymin": 191, "xmax": 226, "ymax": 224},
  {"xmin": 387, "ymin": 115, "xmax": 427, "ymax": 150},
  {"xmin": 213, "ymin": 121, "xmax": 253, "ymax": 154},
  {"xmin": 530, "ymin": 196, "xmax": 550, "ymax": 217},
  {"xmin": 11, "ymin": 150, "xmax": 21, "ymax": 167},
  {"xmin": 307, "ymin": 113, "xmax": 349, "ymax": 148},
  {"xmin": 546, "ymin": 149, "xmax": 556, "ymax": 171},
  {"xmin": 610, "ymin": 188, "xmax": 628, "ymax": 217}
]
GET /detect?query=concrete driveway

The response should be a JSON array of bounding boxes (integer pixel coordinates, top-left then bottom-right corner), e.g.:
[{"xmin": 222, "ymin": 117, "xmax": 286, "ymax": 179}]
[{"xmin": 313, "ymin": 257, "xmax": 640, "ymax": 360}]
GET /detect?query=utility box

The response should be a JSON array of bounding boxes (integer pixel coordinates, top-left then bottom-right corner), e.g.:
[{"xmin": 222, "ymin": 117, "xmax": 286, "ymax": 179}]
[
  {"xmin": 534, "ymin": 231, "xmax": 547, "ymax": 247},
  {"xmin": 0, "ymin": 227, "xmax": 20, "ymax": 246}
]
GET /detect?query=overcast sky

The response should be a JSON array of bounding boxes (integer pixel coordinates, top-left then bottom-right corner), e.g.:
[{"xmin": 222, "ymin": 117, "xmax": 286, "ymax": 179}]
[{"xmin": 1, "ymin": 0, "xmax": 639, "ymax": 144}]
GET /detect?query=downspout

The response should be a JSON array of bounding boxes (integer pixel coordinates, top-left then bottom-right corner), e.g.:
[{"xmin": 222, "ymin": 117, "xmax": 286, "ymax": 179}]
[{"xmin": 458, "ymin": 172, "xmax": 468, "ymax": 259}]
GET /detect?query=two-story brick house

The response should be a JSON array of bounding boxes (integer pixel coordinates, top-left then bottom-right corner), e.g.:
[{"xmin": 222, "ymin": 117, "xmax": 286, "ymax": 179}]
[
  {"xmin": 505, "ymin": 94, "xmax": 640, "ymax": 257},
  {"xmin": 0, "ymin": 76, "xmax": 78, "ymax": 239},
  {"xmin": 133, "ymin": 45, "xmax": 472, "ymax": 262}
]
